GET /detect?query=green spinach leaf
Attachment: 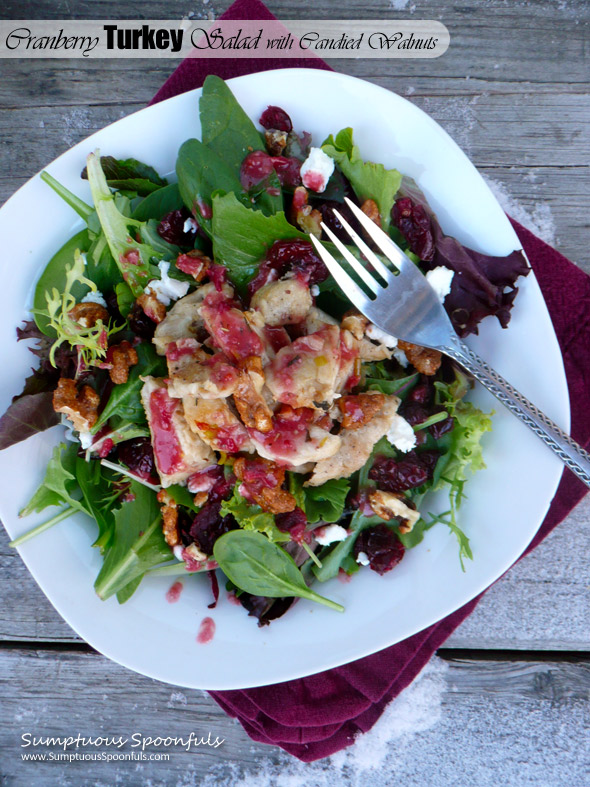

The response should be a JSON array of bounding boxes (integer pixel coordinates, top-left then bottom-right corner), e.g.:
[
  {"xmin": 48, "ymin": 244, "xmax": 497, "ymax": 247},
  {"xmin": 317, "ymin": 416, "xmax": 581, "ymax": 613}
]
[
  {"xmin": 81, "ymin": 155, "xmax": 167, "ymax": 196},
  {"xmin": 214, "ymin": 530, "xmax": 343, "ymax": 611},
  {"xmin": 132, "ymin": 183, "xmax": 184, "ymax": 222}
]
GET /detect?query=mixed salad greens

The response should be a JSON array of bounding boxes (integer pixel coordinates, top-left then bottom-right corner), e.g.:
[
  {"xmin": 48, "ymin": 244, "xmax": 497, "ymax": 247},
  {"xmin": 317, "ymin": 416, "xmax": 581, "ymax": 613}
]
[{"xmin": 0, "ymin": 76, "xmax": 529, "ymax": 623}]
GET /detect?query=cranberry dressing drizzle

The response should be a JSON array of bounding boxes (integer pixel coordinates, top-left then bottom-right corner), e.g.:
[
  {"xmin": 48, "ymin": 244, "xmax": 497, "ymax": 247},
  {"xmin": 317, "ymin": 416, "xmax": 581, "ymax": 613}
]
[
  {"xmin": 149, "ymin": 388, "xmax": 184, "ymax": 475},
  {"xmin": 165, "ymin": 581, "xmax": 183, "ymax": 603},
  {"xmin": 196, "ymin": 616, "xmax": 216, "ymax": 644}
]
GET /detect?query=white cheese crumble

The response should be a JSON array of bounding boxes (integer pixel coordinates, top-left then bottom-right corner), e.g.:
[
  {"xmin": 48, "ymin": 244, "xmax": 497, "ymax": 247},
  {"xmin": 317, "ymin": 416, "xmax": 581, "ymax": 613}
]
[
  {"xmin": 81, "ymin": 290, "xmax": 107, "ymax": 307},
  {"xmin": 173, "ymin": 545, "xmax": 185, "ymax": 562},
  {"xmin": 78, "ymin": 430, "xmax": 94, "ymax": 450},
  {"xmin": 386, "ymin": 413, "xmax": 417, "ymax": 453},
  {"xmin": 300, "ymin": 147, "xmax": 335, "ymax": 193},
  {"xmin": 356, "ymin": 551, "xmax": 370, "ymax": 566},
  {"xmin": 425, "ymin": 266, "xmax": 454, "ymax": 303},
  {"xmin": 314, "ymin": 524, "xmax": 349, "ymax": 546},
  {"xmin": 366, "ymin": 323, "xmax": 398, "ymax": 348},
  {"xmin": 393, "ymin": 347, "xmax": 409, "ymax": 368},
  {"xmin": 146, "ymin": 261, "xmax": 190, "ymax": 306},
  {"xmin": 183, "ymin": 217, "xmax": 198, "ymax": 234},
  {"xmin": 310, "ymin": 284, "xmax": 320, "ymax": 296}
]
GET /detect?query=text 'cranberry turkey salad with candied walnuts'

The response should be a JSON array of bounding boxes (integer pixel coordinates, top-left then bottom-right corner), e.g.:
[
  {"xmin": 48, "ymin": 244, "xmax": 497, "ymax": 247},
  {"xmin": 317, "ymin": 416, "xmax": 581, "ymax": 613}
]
[{"xmin": 0, "ymin": 76, "xmax": 529, "ymax": 622}]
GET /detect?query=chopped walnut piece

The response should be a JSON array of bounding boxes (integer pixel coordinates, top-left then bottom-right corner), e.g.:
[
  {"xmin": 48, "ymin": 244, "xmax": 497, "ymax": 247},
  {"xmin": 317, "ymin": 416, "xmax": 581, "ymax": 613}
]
[
  {"xmin": 52, "ymin": 378, "xmax": 100, "ymax": 433},
  {"xmin": 108, "ymin": 340, "xmax": 138, "ymax": 385},
  {"xmin": 290, "ymin": 186, "xmax": 322, "ymax": 238},
  {"xmin": 264, "ymin": 128, "xmax": 288, "ymax": 155},
  {"xmin": 68, "ymin": 302, "xmax": 109, "ymax": 328},
  {"xmin": 360, "ymin": 198, "xmax": 381, "ymax": 228},
  {"xmin": 397, "ymin": 341, "xmax": 442, "ymax": 376},
  {"xmin": 157, "ymin": 489, "xmax": 180, "ymax": 547},
  {"xmin": 185, "ymin": 542, "xmax": 208, "ymax": 562},
  {"xmin": 368, "ymin": 490, "xmax": 420, "ymax": 534},
  {"xmin": 234, "ymin": 457, "xmax": 297, "ymax": 515},
  {"xmin": 193, "ymin": 491, "xmax": 208, "ymax": 508},
  {"xmin": 233, "ymin": 358, "xmax": 274, "ymax": 433},
  {"xmin": 137, "ymin": 291, "xmax": 167, "ymax": 324},
  {"xmin": 341, "ymin": 310, "xmax": 369, "ymax": 341},
  {"xmin": 338, "ymin": 392, "xmax": 386, "ymax": 430}
]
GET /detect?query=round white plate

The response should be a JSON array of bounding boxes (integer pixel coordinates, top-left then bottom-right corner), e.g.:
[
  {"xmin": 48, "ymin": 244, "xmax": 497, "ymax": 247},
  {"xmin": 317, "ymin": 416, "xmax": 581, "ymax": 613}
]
[{"xmin": 0, "ymin": 68, "xmax": 568, "ymax": 689}]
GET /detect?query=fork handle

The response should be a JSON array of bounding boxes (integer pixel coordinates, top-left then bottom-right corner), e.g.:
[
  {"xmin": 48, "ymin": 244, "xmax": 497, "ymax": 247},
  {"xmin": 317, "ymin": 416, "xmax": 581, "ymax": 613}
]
[{"xmin": 443, "ymin": 338, "xmax": 590, "ymax": 488}]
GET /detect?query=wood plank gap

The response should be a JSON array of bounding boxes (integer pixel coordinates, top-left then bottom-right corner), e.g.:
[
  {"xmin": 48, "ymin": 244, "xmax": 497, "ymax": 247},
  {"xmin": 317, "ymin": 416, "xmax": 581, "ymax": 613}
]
[{"xmin": 438, "ymin": 648, "xmax": 590, "ymax": 663}]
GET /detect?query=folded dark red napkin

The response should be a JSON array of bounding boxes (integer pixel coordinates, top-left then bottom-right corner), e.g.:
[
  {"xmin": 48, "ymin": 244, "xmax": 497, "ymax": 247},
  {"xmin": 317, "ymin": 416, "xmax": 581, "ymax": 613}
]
[{"xmin": 151, "ymin": 0, "xmax": 590, "ymax": 761}]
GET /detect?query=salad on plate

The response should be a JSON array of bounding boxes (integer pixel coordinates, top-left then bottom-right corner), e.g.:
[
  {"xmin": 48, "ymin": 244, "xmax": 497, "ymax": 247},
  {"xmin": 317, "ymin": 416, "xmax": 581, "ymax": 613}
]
[{"xmin": 0, "ymin": 76, "xmax": 529, "ymax": 624}]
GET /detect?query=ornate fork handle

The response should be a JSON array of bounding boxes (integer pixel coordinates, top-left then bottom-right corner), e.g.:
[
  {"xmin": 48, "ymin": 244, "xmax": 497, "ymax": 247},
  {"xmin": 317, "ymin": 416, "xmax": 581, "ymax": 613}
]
[{"xmin": 442, "ymin": 337, "xmax": 590, "ymax": 488}]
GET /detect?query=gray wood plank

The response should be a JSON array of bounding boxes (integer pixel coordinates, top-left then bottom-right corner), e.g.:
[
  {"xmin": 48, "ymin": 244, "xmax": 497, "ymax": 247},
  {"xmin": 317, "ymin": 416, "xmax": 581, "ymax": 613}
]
[
  {"xmin": 1, "ymin": 493, "xmax": 589, "ymax": 649},
  {"xmin": 1, "ymin": 648, "xmax": 589, "ymax": 785}
]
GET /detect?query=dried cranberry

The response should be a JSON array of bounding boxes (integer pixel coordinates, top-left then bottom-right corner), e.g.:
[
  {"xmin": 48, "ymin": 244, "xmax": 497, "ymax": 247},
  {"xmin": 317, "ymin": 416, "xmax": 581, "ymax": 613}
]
[
  {"xmin": 190, "ymin": 500, "xmax": 238, "ymax": 556},
  {"xmin": 392, "ymin": 197, "xmax": 435, "ymax": 262},
  {"xmin": 127, "ymin": 303, "xmax": 156, "ymax": 341},
  {"xmin": 276, "ymin": 507, "xmax": 310, "ymax": 544},
  {"xmin": 408, "ymin": 378, "xmax": 433, "ymax": 405},
  {"xmin": 116, "ymin": 438, "xmax": 158, "ymax": 484},
  {"xmin": 270, "ymin": 156, "xmax": 301, "ymax": 188},
  {"xmin": 398, "ymin": 402, "xmax": 429, "ymax": 427},
  {"xmin": 417, "ymin": 450, "xmax": 440, "ymax": 473},
  {"xmin": 370, "ymin": 449, "xmax": 440, "ymax": 493},
  {"xmin": 430, "ymin": 414, "xmax": 455, "ymax": 440},
  {"xmin": 157, "ymin": 208, "xmax": 196, "ymax": 246},
  {"xmin": 353, "ymin": 524, "xmax": 405, "ymax": 575},
  {"xmin": 247, "ymin": 239, "xmax": 329, "ymax": 296},
  {"xmin": 259, "ymin": 105, "xmax": 293, "ymax": 133},
  {"xmin": 240, "ymin": 150, "xmax": 274, "ymax": 191}
]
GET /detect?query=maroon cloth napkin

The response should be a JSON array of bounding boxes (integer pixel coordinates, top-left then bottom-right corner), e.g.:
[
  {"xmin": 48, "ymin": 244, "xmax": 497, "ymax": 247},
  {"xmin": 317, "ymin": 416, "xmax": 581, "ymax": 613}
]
[{"xmin": 151, "ymin": 0, "xmax": 590, "ymax": 761}]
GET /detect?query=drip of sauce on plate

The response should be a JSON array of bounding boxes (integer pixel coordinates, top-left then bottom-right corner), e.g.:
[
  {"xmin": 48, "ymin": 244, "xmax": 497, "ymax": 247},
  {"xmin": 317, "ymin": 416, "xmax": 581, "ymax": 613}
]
[
  {"xmin": 227, "ymin": 591, "xmax": 242, "ymax": 606},
  {"xmin": 196, "ymin": 616, "xmax": 216, "ymax": 644},
  {"xmin": 166, "ymin": 581, "xmax": 183, "ymax": 603},
  {"xmin": 337, "ymin": 569, "xmax": 352, "ymax": 584}
]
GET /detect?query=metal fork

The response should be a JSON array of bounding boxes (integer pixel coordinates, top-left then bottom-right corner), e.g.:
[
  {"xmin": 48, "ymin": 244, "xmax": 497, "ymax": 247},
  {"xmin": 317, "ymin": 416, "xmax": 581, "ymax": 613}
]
[{"xmin": 309, "ymin": 197, "xmax": 590, "ymax": 488}]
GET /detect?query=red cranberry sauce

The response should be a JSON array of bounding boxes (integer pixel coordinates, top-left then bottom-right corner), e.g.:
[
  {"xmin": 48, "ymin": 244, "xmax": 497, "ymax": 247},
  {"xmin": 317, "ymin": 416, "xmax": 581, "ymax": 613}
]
[
  {"xmin": 250, "ymin": 405, "xmax": 315, "ymax": 460},
  {"xmin": 196, "ymin": 616, "xmax": 216, "ymax": 644},
  {"xmin": 201, "ymin": 291, "xmax": 263, "ymax": 362}
]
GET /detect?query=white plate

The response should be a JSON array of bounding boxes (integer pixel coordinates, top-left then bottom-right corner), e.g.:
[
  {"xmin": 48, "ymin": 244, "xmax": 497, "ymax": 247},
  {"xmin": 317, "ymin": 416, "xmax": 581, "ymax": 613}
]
[{"xmin": 0, "ymin": 69, "xmax": 568, "ymax": 690}]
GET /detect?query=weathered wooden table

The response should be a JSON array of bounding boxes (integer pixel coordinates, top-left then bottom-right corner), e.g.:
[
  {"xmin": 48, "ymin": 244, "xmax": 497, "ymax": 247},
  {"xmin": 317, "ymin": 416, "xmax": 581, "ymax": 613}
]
[{"xmin": 1, "ymin": 1, "xmax": 589, "ymax": 784}]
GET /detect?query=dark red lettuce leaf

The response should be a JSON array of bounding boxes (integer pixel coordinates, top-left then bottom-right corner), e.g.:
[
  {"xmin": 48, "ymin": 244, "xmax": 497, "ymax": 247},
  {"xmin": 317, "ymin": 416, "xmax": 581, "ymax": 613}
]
[
  {"xmin": 393, "ymin": 178, "xmax": 530, "ymax": 337},
  {"xmin": 0, "ymin": 392, "xmax": 59, "ymax": 450},
  {"xmin": 0, "ymin": 321, "xmax": 74, "ymax": 451}
]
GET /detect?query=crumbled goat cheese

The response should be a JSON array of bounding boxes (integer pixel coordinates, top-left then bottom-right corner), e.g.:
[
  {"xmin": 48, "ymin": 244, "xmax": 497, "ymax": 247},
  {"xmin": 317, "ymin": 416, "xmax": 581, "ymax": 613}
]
[
  {"xmin": 366, "ymin": 323, "xmax": 398, "ymax": 348},
  {"xmin": 386, "ymin": 413, "xmax": 417, "ymax": 453},
  {"xmin": 78, "ymin": 430, "xmax": 94, "ymax": 450},
  {"xmin": 425, "ymin": 266, "xmax": 454, "ymax": 303},
  {"xmin": 356, "ymin": 551, "xmax": 370, "ymax": 566},
  {"xmin": 147, "ymin": 261, "xmax": 190, "ymax": 306},
  {"xmin": 183, "ymin": 217, "xmax": 198, "ymax": 234},
  {"xmin": 81, "ymin": 290, "xmax": 107, "ymax": 307},
  {"xmin": 393, "ymin": 347, "xmax": 409, "ymax": 368},
  {"xmin": 173, "ymin": 545, "xmax": 185, "ymax": 562},
  {"xmin": 315, "ymin": 524, "xmax": 349, "ymax": 546},
  {"xmin": 300, "ymin": 147, "xmax": 335, "ymax": 193},
  {"xmin": 310, "ymin": 284, "xmax": 320, "ymax": 296}
]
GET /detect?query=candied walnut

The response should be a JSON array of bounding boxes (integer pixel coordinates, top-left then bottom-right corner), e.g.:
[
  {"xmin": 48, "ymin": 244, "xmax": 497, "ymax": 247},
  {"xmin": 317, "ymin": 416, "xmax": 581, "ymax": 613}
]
[
  {"xmin": 175, "ymin": 249, "xmax": 211, "ymax": 281},
  {"xmin": 360, "ymin": 198, "xmax": 381, "ymax": 228},
  {"xmin": 233, "ymin": 360, "xmax": 274, "ymax": 433},
  {"xmin": 341, "ymin": 310, "xmax": 369, "ymax": 341},
  {"xmin": 185, "ymin": 542, "xmax": 208, "ymax": 562},
  {"xmin": 137, "ymin": 291, "xmax": 166, "ymax": 324},
  {"xmin": 157, "ymin": 489, "xmax": 180, "ymax": 548},
  {"xmin": 397, "ymin": 341, "xmax": 442, "ymax": 376},
  {"xmin": 368, "ymin": 489, "xmax": 420, "ymax": 534},
  {"xmin": 108, "ymin": 340, "xmax": 138, "ymax": 385},
  {"xmin": 234, "ymin": 457, "xmax": 296, "ymax": 515},
  {"xmin": 338, "ymin": 392, "xmax": 386, "ymax": 430},
  {"xmin": 290, "ymin": 186, "xmax": 322, "ymax": 239},
  {"xmin": 193, "ymin": 491, "xmax": 208, "ymax": 508},
  {"xmin": 68, "ymin": 302, "xmax": 109, "ymax": 328},
  {"xmin": 264, "ymin": 129, "xmax": 288, "ymax": 155},
  {"xmin": 53, "ymin": 378, "xmax": 100, "ymax": 433}
]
